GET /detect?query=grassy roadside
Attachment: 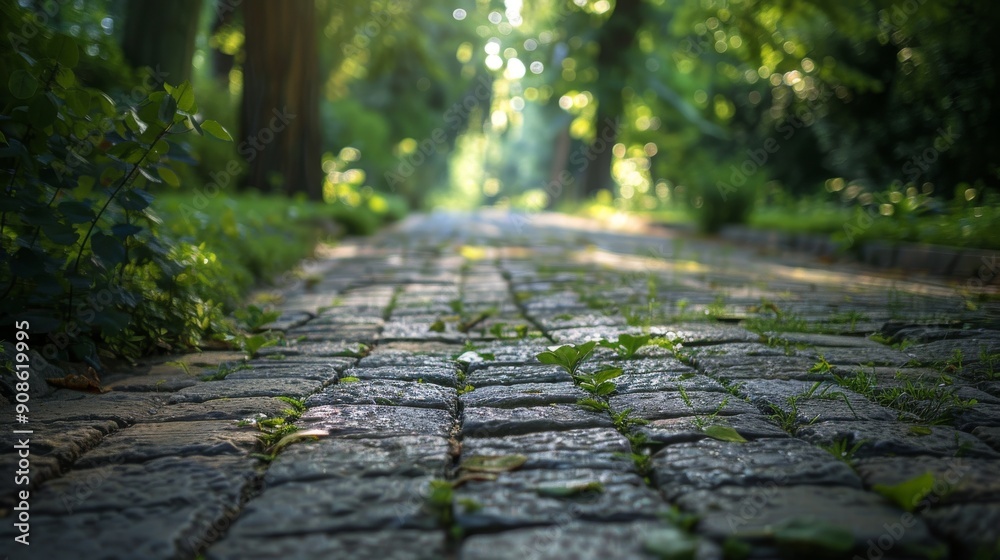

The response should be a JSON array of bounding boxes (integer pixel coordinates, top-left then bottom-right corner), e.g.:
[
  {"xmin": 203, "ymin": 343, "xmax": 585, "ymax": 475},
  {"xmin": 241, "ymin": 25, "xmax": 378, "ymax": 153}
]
[
  {"xmin": 153, "ymin": 189, "xmax": 405, "ymax": 312},
  {"xmin": 565, "ymin": 197, "xmax": 1000, "ymax": 251}
]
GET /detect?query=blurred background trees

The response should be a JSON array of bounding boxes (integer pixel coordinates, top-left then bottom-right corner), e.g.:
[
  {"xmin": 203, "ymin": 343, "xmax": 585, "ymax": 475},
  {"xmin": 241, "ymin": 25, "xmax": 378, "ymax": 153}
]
[
  {"xmin": 3, "ymin": 0, "xmax": 998, "ymax": 363},
  {"xmin": 6, "ymin": 0, "xmax": 1000, "ymax": 234}
]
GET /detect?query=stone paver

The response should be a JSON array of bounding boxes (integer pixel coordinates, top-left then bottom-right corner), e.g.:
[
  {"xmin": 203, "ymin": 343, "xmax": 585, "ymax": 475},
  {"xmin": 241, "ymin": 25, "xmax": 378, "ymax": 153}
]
[{"xmin": 3, "ymin": 211, "xmax": 999, "ymax": 559}]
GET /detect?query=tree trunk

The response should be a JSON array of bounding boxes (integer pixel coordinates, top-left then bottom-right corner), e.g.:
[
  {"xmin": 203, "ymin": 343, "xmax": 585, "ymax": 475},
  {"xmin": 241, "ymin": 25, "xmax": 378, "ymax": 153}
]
[
  {"xmin": 121, "ymin": 0, "xmax": 203, "ymax": 86},
  {"xmin": 209, "ymin": 0, "xmax": 238, "ymax": 83},
  {"xmin": 580, "ymin": 0, "xmax": 643, "ymax": 197},
  {"xmin": 581, "ymin": 107, "xmax": 618, "ymax": 197},
  {"xmin": 241, "ymin": 0, "xmax": 322, "ymax": 200}
]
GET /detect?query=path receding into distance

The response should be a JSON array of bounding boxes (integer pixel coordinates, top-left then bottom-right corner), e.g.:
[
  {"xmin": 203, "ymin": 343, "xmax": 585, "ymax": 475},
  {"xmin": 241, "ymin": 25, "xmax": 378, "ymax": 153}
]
[{"xmin": 2, "ymin": 210, "xmax": 999, "ymax": 559}]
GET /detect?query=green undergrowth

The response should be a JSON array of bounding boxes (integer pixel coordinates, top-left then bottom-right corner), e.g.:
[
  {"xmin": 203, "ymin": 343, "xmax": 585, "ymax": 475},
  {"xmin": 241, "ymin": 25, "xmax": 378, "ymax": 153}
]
[
  {"xmin": 0, "ymin": 10, "xmax": 403, "ymax": 366},
  {"xmin": 244, "ymin": 395, "xmax": 320, "ymax": 462},
  {"xmin": 833, "ymin": 368, "xmax": 977, "ymax": 425}
]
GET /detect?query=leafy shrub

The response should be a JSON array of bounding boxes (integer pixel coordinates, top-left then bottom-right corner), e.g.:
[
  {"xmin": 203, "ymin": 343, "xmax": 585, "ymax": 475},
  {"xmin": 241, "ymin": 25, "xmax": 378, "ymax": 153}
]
[
  {"xmin": 690, "ymin": 159, "xmax": 759, "ymax": 234},
  {"xmin": 0, "ymin": 15, "xmax": 232, "ymax": 362}
]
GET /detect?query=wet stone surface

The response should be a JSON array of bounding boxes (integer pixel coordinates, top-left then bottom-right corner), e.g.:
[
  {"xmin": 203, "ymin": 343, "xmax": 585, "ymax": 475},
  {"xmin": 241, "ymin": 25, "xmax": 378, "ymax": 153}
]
[
  {"xmin": 459, "ymin": 521, "xmax": 680, "ymax": 560},
  {"xmin": 735, "ymin": 379, "xmax": 898, "ymax": 422},
  {"xmin": 454, "ymin": 469, "xmax": 667, "ymax": 532},
  {"xmin": 459, "ymin": 382, "xmax": 587, "ymax": 408},
  {"xmin": 264, "ymin": 435, "xmax": 451, "ymax": 485},
  {"xmin": 32, "ymin": 455, "xmax": 255, "ymax": 514},
  {"xmin": 462, "ymin": 404, "xmax": 613, "ymax": 437},
  {"xmin": 798, "ymin": 420, "xmax": 1000, "ymax": 459},
  {"xmin": 5, "ymin": 211, "xmax": 1000, "ymax": 559},
  {"xmin": 208, "ymin": 530, "xmax": 448, "ymax": 560},
  {"xmin": 300, "ymin": 405, "xmax": 456, "ymax": 439},
  {"xmin": 613, "ymin": 371, "xmax": 726, "ymax": 394},
  {"xmin": 460, "ymin": 428, "xmax": 633, "ymax": 471},
  {"xmin": 73, "ymin": 421, "xmax": 259, "ymax": 467},
  {"xmin": 853, "ymin": 456, "xmax": 1000, "ymax": 504},
  {"xmin": 651, "ymin": 438, "xmax": 862, "ymax": 500},
  {"xmin": 609, "ymin": 390, "xmax": 758, "ymax": 421},
  {"xmin": 466, "ymin": 365, "xmax": 574, "ymax": 386},
  {"xmin": 220, "ymin": 476, "xmax": 438, "ymax": 537},
  {"xmin": 921, "ymin": 503, "xmax": 1000, "ymax": 557},
  {"xmin": 637, "ymin": 414, "xmax": 789, "ymax": 444},
  {"xmin": 168, "ymin": 377, "xmax": 324, "ymax": 404},
  {"xmin": 306, "ymin": 379, "xmax": 458, "ymax": 415},
  {"xmin": 343, "ymin": 365, "xmax": 460, "ymax": 388},
  {"xmin": 676, "ymin": 484, "xmax": 944, "ymax": 555}
]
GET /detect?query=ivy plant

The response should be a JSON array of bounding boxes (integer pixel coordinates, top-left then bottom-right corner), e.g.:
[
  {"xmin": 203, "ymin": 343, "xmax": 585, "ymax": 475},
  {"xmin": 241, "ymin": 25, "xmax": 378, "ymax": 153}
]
[{"xmin": 0, "ymin": 22, "xmax": 232, "ymax": 362}]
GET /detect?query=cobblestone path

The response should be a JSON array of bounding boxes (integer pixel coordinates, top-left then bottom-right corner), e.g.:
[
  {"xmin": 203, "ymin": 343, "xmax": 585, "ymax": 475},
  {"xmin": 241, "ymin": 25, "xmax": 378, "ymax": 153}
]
[{"xmin": 2, "ymin": 210, "xmax": 999, "ymax": 559}]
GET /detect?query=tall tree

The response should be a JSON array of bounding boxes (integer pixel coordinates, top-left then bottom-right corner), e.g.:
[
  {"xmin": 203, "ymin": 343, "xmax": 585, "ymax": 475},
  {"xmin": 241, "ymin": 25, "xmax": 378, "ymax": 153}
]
[
  {"xmin": 240, "ymin": 0, "xmax": 322, "ymax": 200},
  {"xmin": 580, "ymin": 0, "xmax": 645, "ymax": 197},
  {"xmin": 121, "ymin": 0, "xmax": 203, "ymax": 85}
]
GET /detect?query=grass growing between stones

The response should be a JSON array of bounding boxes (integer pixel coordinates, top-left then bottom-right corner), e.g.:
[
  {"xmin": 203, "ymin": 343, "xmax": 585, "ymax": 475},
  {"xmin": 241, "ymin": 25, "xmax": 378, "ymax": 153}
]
[
  {"xmin": 834, "ymin": 368, "xmax": 978, "ymax": 425},
  {"xmin": 531, "ymin": 339, "xmax": 710, "ymax": 553},
  {"xmin": 820, "ymin": 437, "xmax": 868, "ymax": 467},
  {"xmin": 200, "ymin": 361, "xmax": 252, "ymax": 381},
  {"xmin": 243, "ymin": 396, "xmax": 324, "ymax": 461},
  {"xmin": 676, "ymin": 386, "xmax": 747, "ymax": 443}
]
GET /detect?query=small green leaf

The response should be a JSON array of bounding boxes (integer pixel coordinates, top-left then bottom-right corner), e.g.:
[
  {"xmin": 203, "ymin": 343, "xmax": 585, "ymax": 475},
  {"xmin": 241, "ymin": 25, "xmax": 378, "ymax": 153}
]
[
  {"xmin": 58, "ymin": 200, "xmax": 95, "ymax": 223},
  {"xmin": 99, "ymin": 166, "xmax": 124, "ymax": 186},
  {"xmin": 111, "ymin": 223, "xmax": 142, "ymax": 238},
  {"xmin": 48, "ymin": 35, "xmax": 79, "ymax": 68},
  {"xmin": 593, "ymin": 366, "xmax": 623, "ymax": 384},
  {"xmin": 460, "ymin": 454, "xmax": 528, "ymax": 473},
  {"xmin": 8, "ymin": 69, "xmax": 38, "ymax": 99},
  {"xmin": 536, "ymin": 481, "xmax": 604, "ymax": 497},
  {"xmin": 872, "ymin": 472, "xmax": 936, "ymax": 512},
  {"xmin": 576, "ymin": 397, "xmax": 610, "ymax": 412},
  {"xmin": 124, "ymin": 110, "xmax": 146, "ymax": 134},
  {"xmin": 157, "ymin": 166, "xmax": 180, "ymax": 187},
  {"xmin": 96, "ymin": 92, "xmax": 116, "ymax": 116},
  {"xmin": 42, "ymin": 221, "xmax": 79, "ymax": 244},
  {"xmin": 158, "ymin": 92, "xmax": 178, "ymax": 125},
  {"xmin": 187, "ymin": 114, "xmax": 203, "ymax": 135},
  {"xmin": 429, "ymin": 319, "xmax": 446, "ymax": 332},
  {"xmin": 54, "ymin": 66, "xmax": 75, "ymax": 88},
  {"xmin": 201, "ymin": 119, "xmax": 232, "ymax": 141},
  {"xmin": 107, "ymin": 140, "xmax": 142, "ymax": 161},
  {"xmin": 773, "ymin": 518, "xmax": 854, "ymax": 555},
  {"xmin": 118, "ymin": 189, "xmax": 153, "ymax": 211},
  {"xmin": 91, "ymin": 232, "xmax": 126, "ymax": 267},
  {"xmin": 264, "ymin": 428, "xmax": 328, "ymax": 455},
  {"xmin": 76, "ymin": 175, "xmax": 95, "ymax": 196},
  {"xmin": 64, "ymin": 89, "xmax": 91, "ymax": 116},
  {"xmin": 642, "ymin": 526, "xmax": 699, "ymax": 560},
  {"xmin": 165, "ymin": 81, "xmax": 196, "ymax": 112},
  {"xmin": 150, "ymin": 139, "xmax": 170, "ymax": 157},
  {"xmin": 137, "ymin": 93, "xmax": 165, "ymax": 125},
  {"xmin": 702, "ymin": 424, "xmax": 747, "ymax": 443},
  {"xmin": 909, "ymin": 426, "xmax": 933, "ymax": 436}
]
